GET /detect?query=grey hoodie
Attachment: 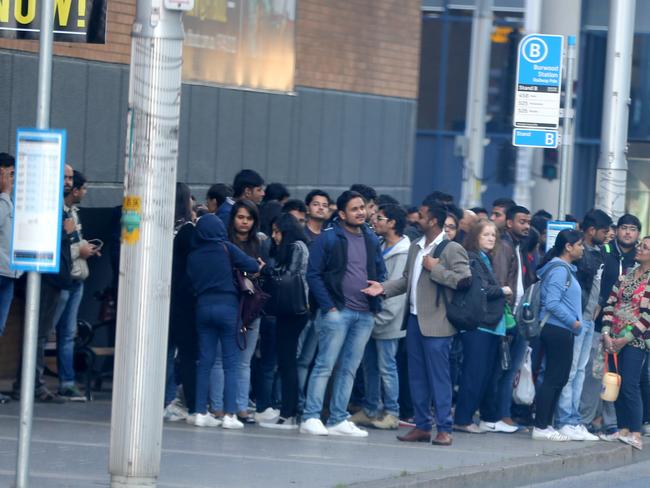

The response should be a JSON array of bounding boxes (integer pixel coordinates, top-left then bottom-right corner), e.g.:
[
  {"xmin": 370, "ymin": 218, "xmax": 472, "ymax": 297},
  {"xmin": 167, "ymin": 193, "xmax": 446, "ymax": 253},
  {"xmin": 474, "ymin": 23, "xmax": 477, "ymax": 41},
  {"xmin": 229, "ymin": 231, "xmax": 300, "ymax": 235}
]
[
  {"xmin": 372, "ymin": 236, "xmax": 410, "ymax": 340},
  {"xmin": 0, "ymin": 192, "xmax": 22, "ymax": 279}
]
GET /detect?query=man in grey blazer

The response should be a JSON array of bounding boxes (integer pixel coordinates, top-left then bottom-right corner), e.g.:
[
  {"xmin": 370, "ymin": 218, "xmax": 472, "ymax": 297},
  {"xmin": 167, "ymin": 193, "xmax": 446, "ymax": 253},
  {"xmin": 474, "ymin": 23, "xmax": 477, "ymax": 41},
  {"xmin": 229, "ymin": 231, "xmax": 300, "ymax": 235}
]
[{"xmin": 363, "ymin": 202, "xmax": 471, "ymax": 446}]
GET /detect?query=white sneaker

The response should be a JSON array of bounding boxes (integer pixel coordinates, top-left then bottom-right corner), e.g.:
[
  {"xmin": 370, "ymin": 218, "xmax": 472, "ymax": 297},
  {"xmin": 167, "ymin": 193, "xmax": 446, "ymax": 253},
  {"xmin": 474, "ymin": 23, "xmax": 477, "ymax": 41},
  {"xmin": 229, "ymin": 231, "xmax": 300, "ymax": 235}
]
[
  {"xmin": 299, "ymin": 418, "xmax": 329, "ymax": 436},
  {"xmin": 164, "ymin": 402, "xmax": 188, "ymax": 422},
  {"xmin": 558, "ymin": 425, "xmax": 585, "ymax": 441},
  {"xmin": 532, "ymin": 427, "xmax": 570, "ymax": 441},
  {"xmin": 222, "ymin": 414, "xmax": 244, "ymax": 429},
  {"xmin": 575, "ymin": 424, "xmax": 600, "ymax": 441},
  {"xmin": 327, "ymin": 420, "xmax": 369, "ymax": 438},
  {"xmin": 255, "ymin": 407, "xmax": 281, "ymax": 423},
  {"xmin": 260, "ymin": 416, "xmax": 299, "ymax": 430},
  {"xmin": 479, "ymin": 420, "xmax": 518, "ymax": 433},
  {"xmin": 194, "ymin": 413, "xmax": 222, "ymax": 428}
]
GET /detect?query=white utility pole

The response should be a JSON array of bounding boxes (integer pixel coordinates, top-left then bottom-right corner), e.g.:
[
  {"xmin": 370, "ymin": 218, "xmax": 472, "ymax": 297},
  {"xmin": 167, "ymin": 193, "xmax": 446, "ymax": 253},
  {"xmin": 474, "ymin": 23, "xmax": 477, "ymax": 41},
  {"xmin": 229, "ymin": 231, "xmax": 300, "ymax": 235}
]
[
  {"xmin": 108, "ymin": 0, "xmax": 186, "ymax": 485},
  {"xmin": 595, "ymin": 0, "xmax": 636, "ymax": 219},
  {"xmin": 513, "ymin": 0, "xmax": 542, "ymax": 210},
  {"xmin": 459, "ymin": 0, "xmax": 493, "ymax": 209}
]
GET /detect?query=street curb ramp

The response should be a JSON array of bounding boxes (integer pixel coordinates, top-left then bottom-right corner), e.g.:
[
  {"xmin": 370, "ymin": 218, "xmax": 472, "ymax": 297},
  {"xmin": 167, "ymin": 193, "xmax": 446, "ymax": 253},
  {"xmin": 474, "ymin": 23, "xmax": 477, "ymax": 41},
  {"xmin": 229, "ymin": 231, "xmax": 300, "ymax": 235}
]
[{"xmin": 347, "ymin": 442, "xmax": 650, "ymax": 488}]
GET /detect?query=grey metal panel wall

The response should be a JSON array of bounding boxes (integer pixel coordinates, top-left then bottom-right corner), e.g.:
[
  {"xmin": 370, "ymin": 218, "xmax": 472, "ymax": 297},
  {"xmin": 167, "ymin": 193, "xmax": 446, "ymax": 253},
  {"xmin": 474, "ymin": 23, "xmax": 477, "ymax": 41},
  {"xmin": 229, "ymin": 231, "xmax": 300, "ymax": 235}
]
[{"xmin": 0, "ymin": 50, "xmax": 416, "ymax": 207}]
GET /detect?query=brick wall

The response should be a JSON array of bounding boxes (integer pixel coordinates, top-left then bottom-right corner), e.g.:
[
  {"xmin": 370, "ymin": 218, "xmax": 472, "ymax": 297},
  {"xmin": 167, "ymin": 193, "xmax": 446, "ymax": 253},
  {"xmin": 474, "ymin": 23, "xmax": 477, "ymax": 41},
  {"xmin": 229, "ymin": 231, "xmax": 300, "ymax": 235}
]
[
  {"xmin": 295, "ymin": 0, "xmax": 421, "ymax": 99},
  {"xmin": 0, "ymin": 0, "xmax": 421, "ymax": 99},
  {"xmin": 0, "ymin": 0, "xmax": 135, "ymax": 65}
]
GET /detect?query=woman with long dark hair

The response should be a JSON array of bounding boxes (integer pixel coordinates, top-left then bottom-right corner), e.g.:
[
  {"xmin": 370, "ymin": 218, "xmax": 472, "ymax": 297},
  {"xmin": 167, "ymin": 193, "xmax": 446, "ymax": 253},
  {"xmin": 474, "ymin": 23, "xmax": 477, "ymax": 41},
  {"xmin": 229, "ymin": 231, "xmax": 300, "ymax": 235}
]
[
  {"xmin": 259, "ymin": 214, "xmax": 309, "ymax": 429},
  {"xmin": 601, "ymin": 236, "xmax": 650, "ymax": 450},
  {"xmin": 186, "ymin": 214, "xmax": 259, "ymax": 428},
  {"xmin": 453, "ymin": 219, "xmax": 511, "ymax": 433},
  {"xmin": 209, "ymin": 200, "xmax": 265, "ymax": 424},
  {"xmin": 164, "ymin": 183, "xmax": 196, "ymax": 421},
  {"xmin": 532, "ymin": 229, "xmax": 584, "ymax": 441}
]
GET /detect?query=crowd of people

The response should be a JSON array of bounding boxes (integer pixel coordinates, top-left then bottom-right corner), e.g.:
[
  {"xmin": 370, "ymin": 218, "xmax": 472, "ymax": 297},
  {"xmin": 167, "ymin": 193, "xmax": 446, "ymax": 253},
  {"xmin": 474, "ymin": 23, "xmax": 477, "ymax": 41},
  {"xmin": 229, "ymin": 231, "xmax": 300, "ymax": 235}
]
[{"xmin": 1, "ymin": 156, "xmax": 650, "ymax": 450}]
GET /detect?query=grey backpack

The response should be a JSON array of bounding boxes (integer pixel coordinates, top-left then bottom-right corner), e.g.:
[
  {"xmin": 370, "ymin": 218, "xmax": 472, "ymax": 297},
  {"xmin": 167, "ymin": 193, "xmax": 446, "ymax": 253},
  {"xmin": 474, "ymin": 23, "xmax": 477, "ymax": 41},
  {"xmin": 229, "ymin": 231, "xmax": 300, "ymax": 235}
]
[{"xmin": 516, "ymin": 263, "xmax": 572, "ymax": 340}]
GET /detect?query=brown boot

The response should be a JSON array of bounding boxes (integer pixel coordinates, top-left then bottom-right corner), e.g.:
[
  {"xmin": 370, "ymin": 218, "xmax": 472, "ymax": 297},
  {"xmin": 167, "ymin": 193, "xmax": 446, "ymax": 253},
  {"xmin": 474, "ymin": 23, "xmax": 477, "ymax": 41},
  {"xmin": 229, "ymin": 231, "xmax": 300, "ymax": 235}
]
[
  {"xmin": 432, "ymin": 431, "xmax": 453, "ymax": 446},
  {"xmin": 397, "ymin": 428, "xmax": 432, "ymax": 443}
]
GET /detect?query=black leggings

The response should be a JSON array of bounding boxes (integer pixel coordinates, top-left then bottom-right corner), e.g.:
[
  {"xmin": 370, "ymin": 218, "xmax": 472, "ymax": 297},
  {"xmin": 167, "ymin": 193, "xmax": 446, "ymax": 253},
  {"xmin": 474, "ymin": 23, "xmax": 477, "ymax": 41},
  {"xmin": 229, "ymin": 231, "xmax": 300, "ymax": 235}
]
[
  {"xmin": 276, "ymin": 314, "xmax": 308, "ymax": 418},
  {"xmin": 534, "ymin": 325, "xmax": 574, "ymax": 429}
]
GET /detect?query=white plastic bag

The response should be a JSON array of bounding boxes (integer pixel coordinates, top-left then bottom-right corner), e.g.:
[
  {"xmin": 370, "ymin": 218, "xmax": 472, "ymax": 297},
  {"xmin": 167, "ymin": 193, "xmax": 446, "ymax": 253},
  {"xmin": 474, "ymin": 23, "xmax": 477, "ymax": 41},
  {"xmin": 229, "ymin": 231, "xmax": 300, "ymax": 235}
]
[{"xmin": 513, "ymin": 346, "xmax": 535, "ymax": 405}]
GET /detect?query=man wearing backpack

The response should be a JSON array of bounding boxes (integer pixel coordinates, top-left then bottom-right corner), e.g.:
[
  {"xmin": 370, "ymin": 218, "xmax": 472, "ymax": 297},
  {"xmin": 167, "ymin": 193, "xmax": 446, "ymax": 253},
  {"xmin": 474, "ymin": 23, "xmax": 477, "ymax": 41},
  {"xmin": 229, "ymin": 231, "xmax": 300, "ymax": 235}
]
[
  {"xmin": 363, "ymin": 202, "xmax": 471, "ymax": 446},
  {"xmin": 555, "ymin": 209, "xmax": 611, "ymax": 440}
]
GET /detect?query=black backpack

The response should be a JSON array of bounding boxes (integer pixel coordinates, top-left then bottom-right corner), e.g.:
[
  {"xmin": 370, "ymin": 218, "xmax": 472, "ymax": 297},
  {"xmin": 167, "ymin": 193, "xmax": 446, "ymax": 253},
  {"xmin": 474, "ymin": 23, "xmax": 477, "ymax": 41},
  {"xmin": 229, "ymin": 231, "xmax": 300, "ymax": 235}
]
[{"xmin": 433, "ymin": 241, "xmax": 503, "ymax": 332}]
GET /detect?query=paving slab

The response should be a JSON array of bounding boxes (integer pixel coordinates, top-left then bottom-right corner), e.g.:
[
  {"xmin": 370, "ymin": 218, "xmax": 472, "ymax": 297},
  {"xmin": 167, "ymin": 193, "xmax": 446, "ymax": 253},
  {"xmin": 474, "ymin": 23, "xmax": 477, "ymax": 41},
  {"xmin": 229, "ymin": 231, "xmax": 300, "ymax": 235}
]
[{"xmin": 1, "ymin": 391, "xmax": 641, "ymax": 488}]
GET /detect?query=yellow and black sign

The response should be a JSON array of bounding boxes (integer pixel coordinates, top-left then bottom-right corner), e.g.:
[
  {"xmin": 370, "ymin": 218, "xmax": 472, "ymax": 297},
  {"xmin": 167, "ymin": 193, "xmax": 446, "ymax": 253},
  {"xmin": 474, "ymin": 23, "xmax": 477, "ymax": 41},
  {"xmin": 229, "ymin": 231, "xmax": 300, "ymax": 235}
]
[{"xmin": 0, "ymin": 0, "xmax": 106, "ymax": 43}]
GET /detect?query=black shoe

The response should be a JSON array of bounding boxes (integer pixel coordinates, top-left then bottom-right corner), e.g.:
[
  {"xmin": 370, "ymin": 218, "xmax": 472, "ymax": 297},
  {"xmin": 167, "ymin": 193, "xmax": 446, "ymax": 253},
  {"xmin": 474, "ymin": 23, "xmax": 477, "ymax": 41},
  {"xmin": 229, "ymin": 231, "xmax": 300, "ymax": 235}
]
[
  {"xmin": 58, "ymin": 386, "xmax": 86, "ymax": 402},
  {"xmin": 0, "ymin": 393, "xmax": 10, "ymax": 404}
]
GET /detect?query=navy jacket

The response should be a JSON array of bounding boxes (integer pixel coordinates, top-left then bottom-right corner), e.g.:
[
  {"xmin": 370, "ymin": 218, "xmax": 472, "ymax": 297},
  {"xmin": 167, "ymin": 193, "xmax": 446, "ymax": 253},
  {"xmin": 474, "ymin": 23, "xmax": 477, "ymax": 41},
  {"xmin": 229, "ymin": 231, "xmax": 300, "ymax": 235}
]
[
  {"xmin": 187, "ymin": 214, "xmax": 259, "ymax": 299},
  {"xmin": 307, "ymin": 221, "xmax": 386, "ymax": 314}
]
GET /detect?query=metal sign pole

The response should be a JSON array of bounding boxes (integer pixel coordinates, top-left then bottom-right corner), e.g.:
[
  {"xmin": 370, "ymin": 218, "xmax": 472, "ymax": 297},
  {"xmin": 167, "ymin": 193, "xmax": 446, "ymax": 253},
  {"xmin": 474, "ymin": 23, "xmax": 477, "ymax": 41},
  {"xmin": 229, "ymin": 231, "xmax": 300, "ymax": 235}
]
[
  {"xmin": 14, "ymin": 0, "xmax": 54, "ymax": 485},
  {"xmin": 557, "ymin": 35, "xmax": 576, "ymax": 219}
]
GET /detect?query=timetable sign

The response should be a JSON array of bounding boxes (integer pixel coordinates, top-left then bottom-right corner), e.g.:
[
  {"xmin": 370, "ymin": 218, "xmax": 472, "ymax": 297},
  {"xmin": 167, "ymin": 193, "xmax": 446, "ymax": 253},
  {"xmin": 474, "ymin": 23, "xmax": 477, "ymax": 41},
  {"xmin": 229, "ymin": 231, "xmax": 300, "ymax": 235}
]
[
  {"xmin": 514, "ymin": 34, "xmax": 564, "ymax": 130},
  {"xmin": 11, "ymin": 128, "xmax": 66, "ymax": 273}
]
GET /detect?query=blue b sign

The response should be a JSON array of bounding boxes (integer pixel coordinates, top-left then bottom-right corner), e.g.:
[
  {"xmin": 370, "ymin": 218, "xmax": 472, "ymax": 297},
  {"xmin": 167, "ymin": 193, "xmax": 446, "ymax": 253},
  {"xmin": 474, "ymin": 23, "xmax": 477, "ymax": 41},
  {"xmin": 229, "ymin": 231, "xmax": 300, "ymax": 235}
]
[
  {"xmin": 512, "ymin": 128, "xmax": 559, "ymax": 148},
  {"xmin": 514, "ymin": 34, "xmax": 564, "ymax": 130}
]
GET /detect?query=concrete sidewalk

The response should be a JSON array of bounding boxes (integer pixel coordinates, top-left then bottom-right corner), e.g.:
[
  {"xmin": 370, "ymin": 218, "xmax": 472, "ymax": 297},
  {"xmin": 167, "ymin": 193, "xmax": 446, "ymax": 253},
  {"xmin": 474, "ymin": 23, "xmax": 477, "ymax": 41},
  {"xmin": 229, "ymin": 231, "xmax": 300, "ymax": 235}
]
[{"xmin": 0, "ymin": 392, "xmax": 646, "ymax": 488}]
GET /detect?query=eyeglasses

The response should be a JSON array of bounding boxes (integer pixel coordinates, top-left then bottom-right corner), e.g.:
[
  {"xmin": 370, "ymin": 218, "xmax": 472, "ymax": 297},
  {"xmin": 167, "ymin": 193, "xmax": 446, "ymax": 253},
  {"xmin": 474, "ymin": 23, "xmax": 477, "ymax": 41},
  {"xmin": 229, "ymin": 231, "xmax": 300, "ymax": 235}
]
[
  {"xmin": 375, "ymin": 216, "xmax": 389, "ymax": 222},
  {"xmin": 444, "ymin": 224, "xmax": 457, "ymax": 231},
  {"xmin": 636, "ymin": 243, "xmax": 650, "ymax": 252},
  {"xmin": 620, "ymin": 225, "xmax": 639, "ymax": 232}
]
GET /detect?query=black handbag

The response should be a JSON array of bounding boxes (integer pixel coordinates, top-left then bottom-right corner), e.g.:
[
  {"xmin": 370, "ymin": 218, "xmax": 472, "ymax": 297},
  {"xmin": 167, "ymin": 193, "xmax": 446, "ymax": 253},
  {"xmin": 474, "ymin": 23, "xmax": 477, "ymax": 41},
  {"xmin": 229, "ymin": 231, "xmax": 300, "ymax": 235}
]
[{"xmin": 266, "ymin": 268, "xmax": 308, "ymax": 317}]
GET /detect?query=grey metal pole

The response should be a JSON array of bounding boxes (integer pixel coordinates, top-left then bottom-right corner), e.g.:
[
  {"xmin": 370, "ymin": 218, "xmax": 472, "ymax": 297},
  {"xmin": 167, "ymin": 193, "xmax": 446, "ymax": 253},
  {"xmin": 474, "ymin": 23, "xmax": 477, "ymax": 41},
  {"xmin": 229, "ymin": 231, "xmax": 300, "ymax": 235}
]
[
  {"xmin": 558, "ymin": 35, "xmax": 576, "ymax": 219},
  {"xmin": 595, "ymin": 0, "xmax": 636, "ymax": 219},
  {"xmin": 459, "ymin": 0, "xmax": 493, "ymax": 209},
  {"xmin": 14, "ymin": 0, "xmax": 54, "ymax": 484},
  {"xmin": 513, "ymin": 0, "xmax": 542, "ymax": 210},
  {"xmin": 108, "ymin": 0, "xmax": 184, "ymax": 486}
]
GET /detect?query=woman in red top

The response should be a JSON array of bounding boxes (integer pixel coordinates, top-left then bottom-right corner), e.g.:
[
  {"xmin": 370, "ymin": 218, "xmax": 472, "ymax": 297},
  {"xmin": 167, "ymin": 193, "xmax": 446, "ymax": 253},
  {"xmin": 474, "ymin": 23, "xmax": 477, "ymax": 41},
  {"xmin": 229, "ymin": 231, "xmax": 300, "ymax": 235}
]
[{"xmin": 602, "ymin": 236, "xmax": 650, "ymax": 450}]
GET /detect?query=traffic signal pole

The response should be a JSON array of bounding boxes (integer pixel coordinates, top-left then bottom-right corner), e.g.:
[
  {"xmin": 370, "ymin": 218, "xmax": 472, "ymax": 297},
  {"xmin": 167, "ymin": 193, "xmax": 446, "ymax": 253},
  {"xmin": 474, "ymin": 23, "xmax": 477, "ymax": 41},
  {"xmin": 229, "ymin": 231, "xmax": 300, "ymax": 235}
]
[
  {"xmin": 108, "ymin": 0, "xmax": 185, "ymax": 485},
  {"xmin": 595, "ymin": 0, "xmax": 636, "ymax": 219}
]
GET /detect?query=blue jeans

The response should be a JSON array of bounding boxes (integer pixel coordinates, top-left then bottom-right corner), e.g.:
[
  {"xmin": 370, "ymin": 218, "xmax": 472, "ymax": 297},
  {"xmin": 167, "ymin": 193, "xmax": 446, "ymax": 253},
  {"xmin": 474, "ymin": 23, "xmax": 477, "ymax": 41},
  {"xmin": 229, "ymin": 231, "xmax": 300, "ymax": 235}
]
[
  {"xmin": 556, "ymin": 320, "xmax": 594, "ymax": 427},
  {"xmin": 53, "ymin": 280, "xmax": 84, "ymax": 387},
  {"xmin": 494, "ymin": 328, "xmax": 528, "ymax": 420},
  {"xmin": 303, "ymin": 308, "xmax": 374, "ymax": 426},
  {"xmin": 362, "ymin": 338, "xmax": 400, "ymax": 418},
  {"xmin": 296, "ymin": 317, "xmax": 320, "ymax": 412},
  {"xmin": 210, "ymin": 318, "xmax": 260, "ymax": 412},
  {"xmin": 613, "ymin": 346, "xmax": 646, "ymax": 433},
  {"xmin": 0, "ymin": 276, "xmax": 15, "ymax": 336},
  {"xmin": 406, "ymin": 315, "xmax": 454, "ymax": 433},
  {"xmin": 195, "ymin": 298, "xmax": 239, "ymax": 415}
]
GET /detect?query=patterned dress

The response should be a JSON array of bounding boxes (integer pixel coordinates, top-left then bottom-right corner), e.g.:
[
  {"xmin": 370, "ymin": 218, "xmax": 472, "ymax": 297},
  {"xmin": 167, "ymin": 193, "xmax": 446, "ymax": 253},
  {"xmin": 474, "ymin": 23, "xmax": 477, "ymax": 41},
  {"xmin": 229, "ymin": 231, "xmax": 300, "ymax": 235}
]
[{"xmin": 601, "ymin": 268, "xmax": 650, "ymax": 349}]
